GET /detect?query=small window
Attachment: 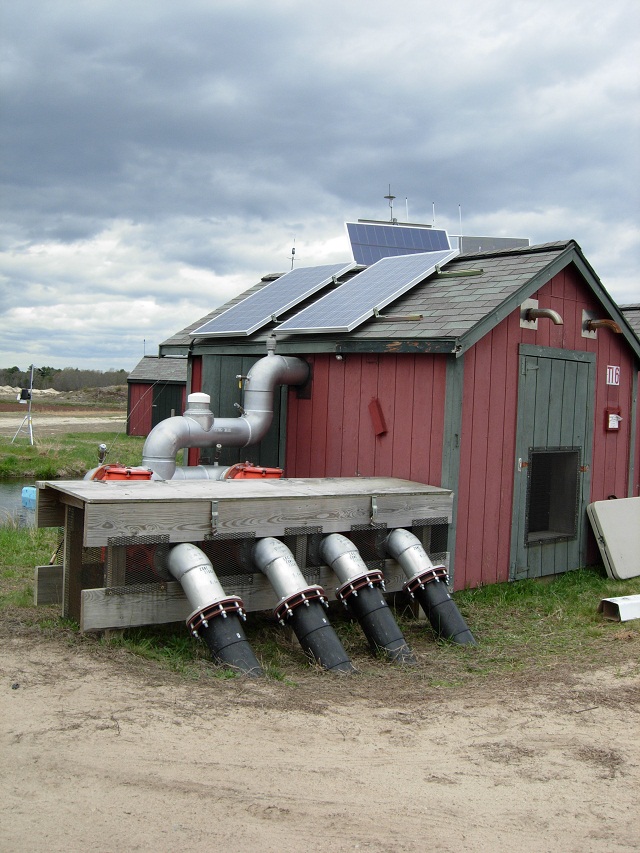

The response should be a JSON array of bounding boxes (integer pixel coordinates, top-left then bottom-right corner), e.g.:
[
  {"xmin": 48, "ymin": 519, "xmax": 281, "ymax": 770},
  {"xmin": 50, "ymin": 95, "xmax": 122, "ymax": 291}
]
[{"xmin": 525, "ymin": 448, "xmax": 580, "ymax": 545}]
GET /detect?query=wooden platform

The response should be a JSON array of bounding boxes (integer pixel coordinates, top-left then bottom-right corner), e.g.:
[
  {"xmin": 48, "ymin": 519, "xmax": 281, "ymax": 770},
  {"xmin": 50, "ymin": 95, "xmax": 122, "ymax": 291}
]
[{"xmin": 35, "ymin": 476, "xmax": 453, "ymax": 631}]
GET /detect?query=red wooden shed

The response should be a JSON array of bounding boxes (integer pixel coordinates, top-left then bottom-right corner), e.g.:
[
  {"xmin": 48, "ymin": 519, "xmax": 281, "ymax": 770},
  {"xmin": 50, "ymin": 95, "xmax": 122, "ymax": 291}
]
[
  {"xmin": 127, "ymin": 355, "xmax": 187, "ymax": 436},
  {"xmin": 160, "ymin": 240, "xmax": 640, "ymax": 589}
]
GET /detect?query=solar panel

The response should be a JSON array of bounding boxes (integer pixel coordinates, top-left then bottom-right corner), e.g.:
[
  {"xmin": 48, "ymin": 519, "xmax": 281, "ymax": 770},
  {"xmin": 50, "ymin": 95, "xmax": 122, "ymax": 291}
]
[
  {"xmin": 346, "ymin": 221, "xmax": 451, "ymax": 265},
  {"xmin": 191, "ymin": 262, "xmax": 356, "ymax": 337},
  {"xmin": 276, "ymin": 249, "xmax": 458, "ymax": 335}
]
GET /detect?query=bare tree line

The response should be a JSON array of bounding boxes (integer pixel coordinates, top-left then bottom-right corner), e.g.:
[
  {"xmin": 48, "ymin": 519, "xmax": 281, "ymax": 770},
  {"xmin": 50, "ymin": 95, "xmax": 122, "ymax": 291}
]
[{"xmin": 0, "ymin": 365, "xmax": 129, "ymax": 392}]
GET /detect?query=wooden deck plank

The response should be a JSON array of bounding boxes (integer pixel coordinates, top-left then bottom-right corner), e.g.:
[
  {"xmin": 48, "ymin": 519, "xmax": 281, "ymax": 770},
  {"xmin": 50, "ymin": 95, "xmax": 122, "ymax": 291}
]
[
  {"xmin": 34, "ymin": 564, "xmax": 63, "ymax": 606},
  {"xmin": 80, "ymin": 491, "xmax": 452, "ymax": 546},
  {"xmin": 35, "ymin": 484, "xmax": 66, "ymax": 528},
  {"xmin": 37, "ymin": 476, "xmax": 450, "ymax": 506}
]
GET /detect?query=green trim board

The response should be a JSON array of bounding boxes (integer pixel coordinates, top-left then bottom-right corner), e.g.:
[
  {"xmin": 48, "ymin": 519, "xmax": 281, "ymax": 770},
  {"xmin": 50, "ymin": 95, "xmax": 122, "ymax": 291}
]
[
  {"xmin": 628, "ymin": 368, "xmax": 638, "ymax": 498},
  {"xmin": 440, "ymin": 354, "xmax": 465, "ymax": 588},
  {"xmin": 454, "ymin": 245, "xmax": 578, "ymax": 357}
]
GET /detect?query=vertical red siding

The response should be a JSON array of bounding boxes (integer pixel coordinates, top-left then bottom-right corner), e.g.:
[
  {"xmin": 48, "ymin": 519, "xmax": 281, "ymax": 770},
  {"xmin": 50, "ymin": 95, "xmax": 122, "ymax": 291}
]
[
  {"xmin": 285, "ymin": 353, "xmax": 448, "ymax": 482},
  {"xmin": 392, "ymin": 355, "xmax": 415, "ymax": 480},
  {"xmin": 281, "ymin": 262, "xmax": 638, "ymax": 591},
  {"xmin": 455, "ymin": 314, "xmax": 520, "ymax": 588},
  {"xmin": 325, "ymin": 358, "xmax": 348, "ymax": 477},
  {"xmin": 127, "ymin": 383, "xmax": 153, "ymax": 436},
  {"xmin": 190, "ymin": 355, "xmax": 202, "ymax": 393},
  {"xmin": 452, "ymin": 264, "xmax": 637, "ymax": 588}
]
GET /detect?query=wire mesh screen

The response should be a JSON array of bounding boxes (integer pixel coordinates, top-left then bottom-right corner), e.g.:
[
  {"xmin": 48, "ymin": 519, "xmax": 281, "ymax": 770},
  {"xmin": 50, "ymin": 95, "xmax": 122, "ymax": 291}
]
[
  {"xmin": 66, "ymin": 521, "xmax": 451, "ymax": 615},
  {"xmin": 526, "ymin": 447, "xmax": 580, "ymax": 544},
  {"xmin": 412, "ymin": 517, "xmax": 449, "ymax": 566}
]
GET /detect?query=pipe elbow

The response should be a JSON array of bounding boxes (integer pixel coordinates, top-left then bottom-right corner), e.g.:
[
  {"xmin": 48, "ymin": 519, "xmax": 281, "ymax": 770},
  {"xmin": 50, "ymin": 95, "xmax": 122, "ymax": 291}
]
[
  {"xmin": 586, "ymin": 318, "xmax": 622, "ymax": 333},
  {"xmin": 320, "ymin": 533, "xmax": 358, "ymax": 567},
  {"xmin": 384, "ymin": 528, "xmax": 421, "ymax": 560},
  {"xmin": 142, "ymin": 417, "xmax": 193, "ymax": 479},
  {"xmin": 525, "ymin": 307, "xmax": 564, "ymax": 325},
  {"xmin": 245, "ymin": 354, "xmax": 309, "ymax": 390}
]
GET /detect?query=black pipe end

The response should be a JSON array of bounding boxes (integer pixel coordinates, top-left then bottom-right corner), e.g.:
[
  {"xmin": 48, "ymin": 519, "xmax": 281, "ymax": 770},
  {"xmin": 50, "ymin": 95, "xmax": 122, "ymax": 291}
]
[
  {"xmin": 286, "ymin": 601, "xmax": 355, "ymax": 674},
  {"xmin": 377, "ymin": 638, "xmax": 418, "ymax": 664},
  {"xmin": 201, "ymin": 614, "xmax": 265, "ymax": 677},
  {"xmin": 347, "ymin": 586, "xmax": 417, "ymax": 664},
  {"xmin": 413, "ymin": 582, "xmax": 477, "ymax": 647}
]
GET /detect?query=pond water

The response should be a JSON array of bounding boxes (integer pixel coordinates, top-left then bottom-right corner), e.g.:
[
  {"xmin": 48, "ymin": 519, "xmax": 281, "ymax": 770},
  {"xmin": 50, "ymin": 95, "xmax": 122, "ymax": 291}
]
[{"xmin": 0, "ymin": 481, "xmax": 36, "ymax": 527}]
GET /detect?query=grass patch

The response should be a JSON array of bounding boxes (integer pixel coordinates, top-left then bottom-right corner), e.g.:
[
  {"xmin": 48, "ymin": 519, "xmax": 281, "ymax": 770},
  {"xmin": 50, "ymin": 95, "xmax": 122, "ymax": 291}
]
[
  {"xmin": 1, "ymin": 519, "xmax": 639, "ymax": 685},
  {"xmin": 0, "ymin": 431, "xmax": 146, "ymax": 480},
  {"xmin": 0, "ymin": 525, "xmax": 60, "ymax": 608}
]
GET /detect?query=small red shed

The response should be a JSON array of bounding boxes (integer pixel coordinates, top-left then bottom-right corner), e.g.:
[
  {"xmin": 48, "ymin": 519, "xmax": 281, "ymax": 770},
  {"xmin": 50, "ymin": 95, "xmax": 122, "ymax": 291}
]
[
  {"xmin": 127, "ymin": 355, "xmax": 187, "ymax": 436},
  {"xmin": 160, "ymin": 240, "xmax": 640, "ymax": 589}
]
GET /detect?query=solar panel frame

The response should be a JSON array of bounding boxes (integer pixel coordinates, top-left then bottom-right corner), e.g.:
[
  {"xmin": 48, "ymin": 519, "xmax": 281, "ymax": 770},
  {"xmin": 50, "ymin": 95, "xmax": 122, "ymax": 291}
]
[
  {"xmin": 346, "ymin": 221, "xmax": 451, "ymax": 265},
  {"xmin": 276, "ymin": 249, "xmax": 459, "ymax": 335},
  {"xmin": 191, "ymin": 261, "xmax": 357, "ymax": 337}
]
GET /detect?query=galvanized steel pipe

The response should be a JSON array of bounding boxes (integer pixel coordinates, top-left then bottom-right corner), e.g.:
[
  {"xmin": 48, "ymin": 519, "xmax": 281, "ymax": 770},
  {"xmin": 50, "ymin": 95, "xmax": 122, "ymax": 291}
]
[
  {"xmin": 252, "ymin": 538, "xmax": 354, "ymax": 673},
  {"xmin": 385, "ymin": 529, "xmax": 476, "ymax": 645},
  {"xmin": 166, "ymin": 543, "xmax": 263, "ymax": 676},
  {"xmin": 142, "ymin": 352, "xmax": 309, "ymax": 479},
  {"xmin": 320, "ymin": 534, "xmax": 416, "ymax": 664}
]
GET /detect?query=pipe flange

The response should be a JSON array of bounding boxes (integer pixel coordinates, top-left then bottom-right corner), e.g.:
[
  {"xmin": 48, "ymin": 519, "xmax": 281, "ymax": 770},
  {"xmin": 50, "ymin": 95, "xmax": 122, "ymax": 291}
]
[
  {"xmin": 187, "ymin": 596, "xmax": 246, "ymax": 637},
  {"xmin": 402, "ymin": 565, "xmax": 448, "ymax": 598},
  {"xmin": 336, "ymin": 569, "xmax": 386, "ymax": 607},
  {"xmin": 274, "ymin": 585, "xmax": 328, "ymax": 625}
]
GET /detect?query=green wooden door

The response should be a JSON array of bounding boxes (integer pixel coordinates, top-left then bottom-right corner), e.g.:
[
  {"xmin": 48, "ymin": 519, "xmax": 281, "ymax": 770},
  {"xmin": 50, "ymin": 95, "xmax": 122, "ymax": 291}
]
[
  {"xmin": 199, "ymin": 354, "xmax": 287, "ymax": 469},
  {"xmin": 511, "ymin": 345, "xmax": 595, "ymax": 579},
  {"xmin": 151, "ymin": 383, "xmax": 184, "ymax": 428}
]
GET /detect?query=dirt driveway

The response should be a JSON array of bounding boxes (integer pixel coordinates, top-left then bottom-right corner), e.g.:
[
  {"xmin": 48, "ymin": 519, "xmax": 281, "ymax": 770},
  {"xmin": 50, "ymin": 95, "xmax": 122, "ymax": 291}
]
[
  {"xmin": 0, "ymin": 411, "xmax": 126, "ymax": 438},
  {"xmin": 1, "ymin": 627, "xmax": 638, "ymax": 853}
]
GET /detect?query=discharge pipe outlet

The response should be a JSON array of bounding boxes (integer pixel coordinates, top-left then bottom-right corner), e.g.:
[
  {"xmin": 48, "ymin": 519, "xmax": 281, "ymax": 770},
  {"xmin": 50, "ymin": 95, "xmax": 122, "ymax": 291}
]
[
  {"xmin": 320, "ymin": 534, "xmax": 416, "ymax": 664},
  {"xmin": 165, "ymin": 543, "xmax": 263, "ymax": 676},
  {"xmin": 385, "ymin": 529, "xmax": 476, "ymax": 646},
  {"xmin": 142, "ymin": 351, "xmax": 309, "ymax": 480},
  {"xmin": 252, "ymin": 538, "xmax": 354, "ymax": 673}
]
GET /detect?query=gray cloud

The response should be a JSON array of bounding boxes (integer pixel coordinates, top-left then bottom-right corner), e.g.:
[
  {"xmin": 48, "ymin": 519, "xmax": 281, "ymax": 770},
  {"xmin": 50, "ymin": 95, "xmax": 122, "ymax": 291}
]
[{"xmin": 1, "ymin": 0, "xmax": 638, "ymax": 370}]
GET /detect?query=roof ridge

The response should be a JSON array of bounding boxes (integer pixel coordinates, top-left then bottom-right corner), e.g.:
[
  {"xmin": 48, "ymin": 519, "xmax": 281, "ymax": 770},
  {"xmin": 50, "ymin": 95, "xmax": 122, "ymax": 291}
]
[{"xmin": 457, "ymin": 240, "xmax": 574, "ymax": 261}]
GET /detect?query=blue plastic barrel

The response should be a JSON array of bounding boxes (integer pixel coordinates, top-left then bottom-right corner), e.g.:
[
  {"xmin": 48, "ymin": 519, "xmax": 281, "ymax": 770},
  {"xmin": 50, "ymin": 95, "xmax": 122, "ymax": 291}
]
[{"xmin": 21, "ymin": 486, "xmax": 37, "ymax": 510}]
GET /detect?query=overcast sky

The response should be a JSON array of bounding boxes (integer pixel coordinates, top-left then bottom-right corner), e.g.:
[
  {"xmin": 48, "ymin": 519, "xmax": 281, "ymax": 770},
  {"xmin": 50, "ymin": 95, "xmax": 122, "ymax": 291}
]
[{"xmin": 1, "ymin": 0, "xmax": 639, "ymax": 372}]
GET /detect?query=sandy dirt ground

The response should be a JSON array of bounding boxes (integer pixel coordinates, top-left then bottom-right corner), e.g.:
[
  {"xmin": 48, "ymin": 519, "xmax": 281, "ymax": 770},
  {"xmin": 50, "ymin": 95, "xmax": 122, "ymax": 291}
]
[
  {"xmin": 0, "ymin": 412, "xmax": 126, "ymax": 438},
  {"xmin": 2, "ymin": 407, "xmax": 639, "ymax": 851},
  {"xmin": 1, "ymin": 628, "xmax": 639, "ymax": 853}
]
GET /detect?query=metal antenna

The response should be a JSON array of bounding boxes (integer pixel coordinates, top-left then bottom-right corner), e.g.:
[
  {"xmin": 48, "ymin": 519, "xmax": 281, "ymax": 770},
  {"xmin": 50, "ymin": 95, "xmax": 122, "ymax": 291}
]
[
  {"xmin": 384, "ymin": 185, "xmax": 396, "ymax": 222},
  {"xmin": 12, "ymin": 363, "xmax": 35, "ymax": 445},
  {"xmin": 288, "ymin": 237, "xmax": 296, "ymax": 270}
]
